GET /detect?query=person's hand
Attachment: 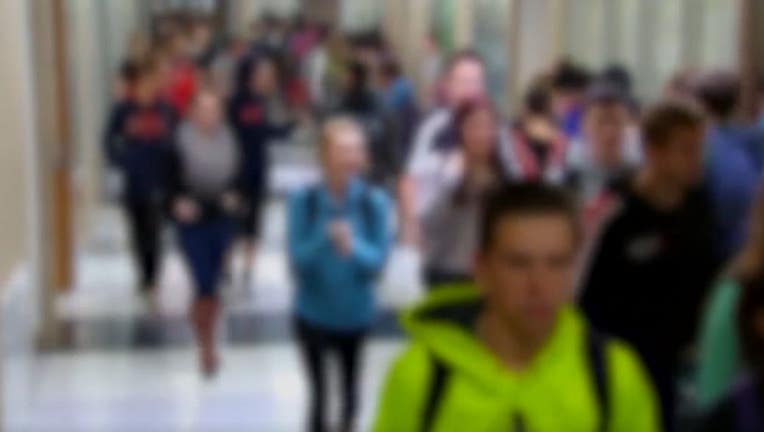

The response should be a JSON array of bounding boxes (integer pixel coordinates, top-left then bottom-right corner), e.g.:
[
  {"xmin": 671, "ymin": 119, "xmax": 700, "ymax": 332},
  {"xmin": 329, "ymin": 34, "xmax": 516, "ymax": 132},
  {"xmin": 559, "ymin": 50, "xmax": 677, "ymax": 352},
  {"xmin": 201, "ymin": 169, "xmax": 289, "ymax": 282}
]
[
  {"xmin": 221, "ymin": 191, "xmax": 241, "ymax": 214},
  {"xmin": 173, "ymin": 197, "xmax": 199, "ymax": 223},
  {"xmin": 329, "ymin": 220, "xmax": 353, "ymax": 256}
]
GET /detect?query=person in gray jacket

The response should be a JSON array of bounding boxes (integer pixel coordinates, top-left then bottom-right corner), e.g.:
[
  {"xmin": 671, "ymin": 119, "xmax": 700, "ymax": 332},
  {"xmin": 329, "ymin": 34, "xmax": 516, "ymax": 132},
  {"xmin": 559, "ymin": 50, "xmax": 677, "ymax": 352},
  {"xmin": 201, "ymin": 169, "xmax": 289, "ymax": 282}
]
[{"xmin": 167, "ymin": 90, "xmax": 246, "ymax": 377}]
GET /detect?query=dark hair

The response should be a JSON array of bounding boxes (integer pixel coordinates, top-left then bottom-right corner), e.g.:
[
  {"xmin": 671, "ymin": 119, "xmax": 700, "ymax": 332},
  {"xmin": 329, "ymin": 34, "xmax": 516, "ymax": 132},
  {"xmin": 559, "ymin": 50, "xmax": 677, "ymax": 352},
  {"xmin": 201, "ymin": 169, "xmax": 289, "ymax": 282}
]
[
  {"xmin": 479, "ymin": 183, "xmax": 581, "ymax": 251},
  {"xmin": 380, "ymin": 56, "xmax": 402, "ymax": 80},
  {"xmin": 694, "ymin": 70, "xmax": 741, "ymax": 120},
  {"xmin": 451, "ymin": 99, "xmax": 505, "ymax": 205},
  {"xmin": 347, "ymin": 61, "xmax": 369, "ymax": 89},
  {"xmin": 738, "ymin": 276, "xmax": 764, "ymax": 374},
  {"xmin": 584, "ymin": 81, "xmax": 628, "ymax": 111},
  {"xmin": 551, "ymin": 60, "xmax": 591, "ymax": 92},
  {"xmin": 524, "ymin": 82, "xmax": 552, "ymax": 116},
  {"xmin": 600, "ymin": 64, "xmax": 633, "ymax": 95},
  {"xmin": 641, "ymin": 99, "xmax": 705, "ymax": 147}
]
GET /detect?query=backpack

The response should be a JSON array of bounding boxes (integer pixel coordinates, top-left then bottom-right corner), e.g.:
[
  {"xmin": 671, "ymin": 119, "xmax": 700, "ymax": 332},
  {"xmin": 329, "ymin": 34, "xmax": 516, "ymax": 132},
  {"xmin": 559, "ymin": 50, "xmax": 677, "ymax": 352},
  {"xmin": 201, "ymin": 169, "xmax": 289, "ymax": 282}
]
[{"xmin": 421, "ymin": 327, "xmax": 611, "ymax": 432}]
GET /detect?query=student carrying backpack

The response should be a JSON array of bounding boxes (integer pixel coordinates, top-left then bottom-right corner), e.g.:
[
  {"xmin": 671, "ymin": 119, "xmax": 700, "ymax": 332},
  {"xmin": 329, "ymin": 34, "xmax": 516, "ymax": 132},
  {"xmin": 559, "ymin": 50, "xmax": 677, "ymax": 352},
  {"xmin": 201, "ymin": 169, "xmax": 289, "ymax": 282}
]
[
  {"xmin": 375, "ymin": 183, "xmax": 659, "ymax": 432},
  {"xmin": 288, "ymin": 117, "xmax": 393, "ymax": 432}
]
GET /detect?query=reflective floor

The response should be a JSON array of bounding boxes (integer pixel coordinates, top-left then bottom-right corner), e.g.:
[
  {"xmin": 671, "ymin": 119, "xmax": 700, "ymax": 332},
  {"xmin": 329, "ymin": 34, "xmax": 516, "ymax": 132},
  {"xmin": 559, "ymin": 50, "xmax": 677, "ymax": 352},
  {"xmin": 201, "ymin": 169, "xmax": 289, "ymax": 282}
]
[
  {"xmin": 3, "ymin": 150, "xmax": 420, "ymax": 431},
  {"xmin": 6, "ymin": 342, "xmax": 403, "ymax": 431}
]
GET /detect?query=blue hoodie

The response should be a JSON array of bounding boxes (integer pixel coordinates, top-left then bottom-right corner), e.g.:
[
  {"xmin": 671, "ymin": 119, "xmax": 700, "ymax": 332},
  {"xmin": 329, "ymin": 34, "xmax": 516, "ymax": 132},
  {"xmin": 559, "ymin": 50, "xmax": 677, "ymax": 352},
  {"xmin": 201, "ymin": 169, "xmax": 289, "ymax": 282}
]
[
  {"xmin": 706, "ymin": 125, "xmax": 763, "ymax": 261},
  {"xmin": 288, "ymin": 178, "xmax": 393, "ymax": 331}
]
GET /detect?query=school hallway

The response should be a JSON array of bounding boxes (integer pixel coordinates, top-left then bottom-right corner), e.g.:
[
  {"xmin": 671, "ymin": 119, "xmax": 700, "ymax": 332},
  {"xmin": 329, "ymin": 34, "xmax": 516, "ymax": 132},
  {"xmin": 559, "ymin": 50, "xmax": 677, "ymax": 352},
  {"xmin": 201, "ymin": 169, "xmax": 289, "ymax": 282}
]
[{"xmin": 4, "ymin": 196, "xmax": 410, "ymax": 432}]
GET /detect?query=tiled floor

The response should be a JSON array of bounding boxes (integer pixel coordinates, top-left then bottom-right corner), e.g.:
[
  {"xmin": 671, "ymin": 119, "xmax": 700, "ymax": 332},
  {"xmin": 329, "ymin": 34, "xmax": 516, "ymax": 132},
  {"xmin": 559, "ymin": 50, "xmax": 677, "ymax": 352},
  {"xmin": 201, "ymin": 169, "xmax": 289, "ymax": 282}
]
[
  {"xmin": 4, "ymin": 162, "xmax": 422, "ymax": 431},
  {"xmin": 5, "ymin": 341, "xmax": 404, "ymax": 432}
]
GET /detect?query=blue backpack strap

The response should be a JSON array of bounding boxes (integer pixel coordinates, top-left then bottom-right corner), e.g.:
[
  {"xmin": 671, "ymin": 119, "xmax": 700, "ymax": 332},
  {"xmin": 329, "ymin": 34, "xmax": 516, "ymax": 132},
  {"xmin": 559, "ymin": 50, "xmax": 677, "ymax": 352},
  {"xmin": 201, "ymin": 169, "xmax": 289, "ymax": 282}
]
[
  {"xmin": 586, "ymin": 327, "xmax": 610, "ymax": 432},
  {"xmin": 735, "ymin": 378, "xmax": 764, "ymax": 432},
  {"xmin": 422, "ymin": 353, "xmax": 451, "ymax": 432}
]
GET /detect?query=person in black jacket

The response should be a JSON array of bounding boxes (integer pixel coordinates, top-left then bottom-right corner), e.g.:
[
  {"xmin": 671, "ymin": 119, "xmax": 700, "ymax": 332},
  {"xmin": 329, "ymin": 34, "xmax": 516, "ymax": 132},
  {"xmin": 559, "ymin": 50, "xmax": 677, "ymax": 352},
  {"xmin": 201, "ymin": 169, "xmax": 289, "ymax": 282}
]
[
  {"xmin": 103, "ymin": 60, "xmax": 177, "ymax": 302},
  {"xmin": 228, "ymin": 54, "xmax": 293, "ymax": 288},
  {"xmin": 579, "ymin": 99, "xmax": 719, "ymax": 431},
  {"xmin": 169, "ymin": 90, "xmax": 245, "ymax": 377}
]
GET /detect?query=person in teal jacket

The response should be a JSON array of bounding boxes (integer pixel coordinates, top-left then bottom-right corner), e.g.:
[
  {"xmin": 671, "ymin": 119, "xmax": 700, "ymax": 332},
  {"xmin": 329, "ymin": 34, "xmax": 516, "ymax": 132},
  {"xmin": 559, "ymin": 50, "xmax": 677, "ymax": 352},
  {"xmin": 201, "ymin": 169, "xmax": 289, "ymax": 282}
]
[
  {"xmin": 288, "ymin": 116, "xmax": 393, "ymax": 432},
  {"xmin": 696, "ymin": 188, "xmax": 764, "ymax": 409},
  {"xmin": 375, "ymin": 183, "xmax": 659, "ymax": 432}
]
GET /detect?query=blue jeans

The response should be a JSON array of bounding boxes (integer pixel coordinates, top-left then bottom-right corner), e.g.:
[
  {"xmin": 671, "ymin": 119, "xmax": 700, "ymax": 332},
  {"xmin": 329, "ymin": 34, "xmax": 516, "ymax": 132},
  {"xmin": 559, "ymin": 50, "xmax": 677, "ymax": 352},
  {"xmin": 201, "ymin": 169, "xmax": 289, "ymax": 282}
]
[{"xmin": 178, "ymin": 217, "xmax": 236, "ymax": 298}]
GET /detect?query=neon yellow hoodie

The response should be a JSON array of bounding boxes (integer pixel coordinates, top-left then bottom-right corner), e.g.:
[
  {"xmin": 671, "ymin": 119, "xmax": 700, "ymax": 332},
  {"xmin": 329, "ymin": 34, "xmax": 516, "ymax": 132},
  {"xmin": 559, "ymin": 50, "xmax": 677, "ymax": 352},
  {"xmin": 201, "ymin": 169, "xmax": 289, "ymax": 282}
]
[{"xmin": 374, "ymin": 286, "xmax": 660, "ymax": 432}]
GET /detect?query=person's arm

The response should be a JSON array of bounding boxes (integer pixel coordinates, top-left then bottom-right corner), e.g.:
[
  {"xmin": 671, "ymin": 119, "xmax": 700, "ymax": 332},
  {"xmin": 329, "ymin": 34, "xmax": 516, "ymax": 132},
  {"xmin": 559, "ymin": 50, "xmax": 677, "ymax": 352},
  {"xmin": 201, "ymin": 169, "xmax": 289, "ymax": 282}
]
[
  {"xmin": 695, "ymin": 279, "xmax": 743, "ymax": 409},
  {"xmin": 608, "ymin": 341, "xmax": 662, "ymax": 432},
  {"xmin": 287, "ymin": 191, "xmax": 330, "ymax": 273},
  {"xmin": 350, "ymin": 190, "xmax": 393, "ymax": 275},
  {"xmin": 374, "ymin": 344, "xmax": 432, "ymax": 432},
  {"xmin": 103, "ymin": 104, "xmax": 126, "ymax": 167}
]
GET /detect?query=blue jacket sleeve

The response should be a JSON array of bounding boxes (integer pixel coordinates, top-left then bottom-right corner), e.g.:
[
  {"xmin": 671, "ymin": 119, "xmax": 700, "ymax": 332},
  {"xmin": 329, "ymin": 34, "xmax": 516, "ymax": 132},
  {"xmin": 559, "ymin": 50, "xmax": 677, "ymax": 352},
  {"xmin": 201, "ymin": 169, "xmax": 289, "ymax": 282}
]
[
  {"xmin": 288, "ymin": 191, "xmax": 330, "ymax": 273},
  {"xmin": 350, "ymin": 190, "xmax": 393, "ymax": 275}
]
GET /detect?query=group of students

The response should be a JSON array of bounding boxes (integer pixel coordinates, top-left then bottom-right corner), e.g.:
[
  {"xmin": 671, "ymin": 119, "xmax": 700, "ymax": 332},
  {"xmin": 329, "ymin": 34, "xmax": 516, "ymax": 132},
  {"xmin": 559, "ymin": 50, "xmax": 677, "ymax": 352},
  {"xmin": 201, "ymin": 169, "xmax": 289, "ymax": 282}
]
[
  {"xmin": 102, "ymin": 11, "xmax": 764, "ymax": 432},
  {"xmin": 104, "ymin": 13, "xmax": 303, "ymax": 376}
]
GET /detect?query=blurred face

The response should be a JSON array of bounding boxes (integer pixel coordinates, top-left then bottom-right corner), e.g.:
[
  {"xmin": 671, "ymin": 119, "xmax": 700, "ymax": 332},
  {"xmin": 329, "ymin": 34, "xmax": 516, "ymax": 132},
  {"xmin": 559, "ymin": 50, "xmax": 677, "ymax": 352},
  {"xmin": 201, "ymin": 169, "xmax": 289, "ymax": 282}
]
[
  {"xmin": 461, "ymin": 108, "xmax": 497, "ymax": 162},
  {"xmin": 191, "ymin": 93, "xmax": 222, "ymax": 132},
  {"xmin": 475, "ymin": 214, "xmax": 577, "ymax": 340},
  {"xmin": 134, "ymin": 72, "xmax": 159, "ymax": 104},
  {"xmin": 322, "ymin": 125, "xmax": 367, "ymax": 188},
  {"xmin": 551, "ymin": 89, "xmax": 583, "ymax": 120},
  {"xmin": 584, "ymin": 103, "xmax": 629, "ymax": 168},
  {"xmin": 647, "ymin": 125, "xmax": 706, "ymax": 188},
  {"xmin": 250, "ymin": 60, "xmax": 278, "ymax": 95},
  {"xmin": 446, "ymin": 60, "xmax": 486, "ymax": 107}
]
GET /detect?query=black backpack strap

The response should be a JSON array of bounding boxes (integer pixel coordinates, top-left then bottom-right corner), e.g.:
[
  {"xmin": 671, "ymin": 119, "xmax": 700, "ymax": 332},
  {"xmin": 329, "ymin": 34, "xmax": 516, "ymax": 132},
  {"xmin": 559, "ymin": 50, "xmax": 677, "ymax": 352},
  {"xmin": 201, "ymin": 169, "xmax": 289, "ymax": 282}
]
[
  {"xmin": 304, "ymin": 185, "xmax": 320, "ymax": 227},
  {"xmin": 586, "ymin": 327, "xmax": 610, "ymax": 432},
  {"xmin": 358, "ymin": 186, "xmax": 377, "ymax": 238},
  {"xmin": 422, "ymin": 353, "xmax": 451, "ymax": 432}
]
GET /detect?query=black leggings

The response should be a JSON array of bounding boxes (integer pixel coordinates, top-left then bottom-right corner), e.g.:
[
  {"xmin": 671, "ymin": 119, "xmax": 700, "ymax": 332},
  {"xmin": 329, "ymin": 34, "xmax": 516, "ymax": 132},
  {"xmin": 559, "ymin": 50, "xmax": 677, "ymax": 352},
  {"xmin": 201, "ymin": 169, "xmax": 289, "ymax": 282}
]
[
  {"xmin": 295, "ymin": 318, "xmax": 365, "ymax": 432},
  {"xmin": 123, "ymin": 199, "xmax": 163, "ymax": 290}
]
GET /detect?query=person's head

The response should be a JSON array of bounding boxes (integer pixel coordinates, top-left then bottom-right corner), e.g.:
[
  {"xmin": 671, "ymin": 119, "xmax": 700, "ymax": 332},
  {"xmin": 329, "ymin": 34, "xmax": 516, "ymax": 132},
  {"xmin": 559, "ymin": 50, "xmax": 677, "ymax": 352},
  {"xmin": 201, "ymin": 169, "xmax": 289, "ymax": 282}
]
[
  {"xmin": 189, "ymin": 16, "xmax": 214, "ymax": 56},
  {"xmin": 738, "ymin": 276, "xmax": 764, "ymax": 376},
  {"xmin": 641, "ymin": 99, "xmax": 706, "ymax": 189},
  {"xmin": 346, "ymin": 61, "xmax": 369, "ymax": 91},
  {"xmin": 132, "ymin": 59, "xmax": 160, "ymax": 104},
  {"xmin": 475, "ymin": 183, "xmax": 581, "ymax": 340},
  {"xmin": 583, "ymin": 82, "xmax": 630, "ymax": 168},
  {"xmin": 380, "ymin": 56, "xmax": 402, "ymax": 86},
  {"xmin": 600, "ymin": 64, "xmax": 633, "ymax": 97},
  {"xmin": 190, "ymin": 90, "xmax": 224, "ymax": 132},
  {"xmin": 693, "ymin": 69, "xmax": 741, "ymax": 122},
  {"xmin": 454, "ymin": 99, "xmax": 499, "ymax": 164},
  {"xmin": 126, "ymin": 32, "xmax": 151, "ymax": 64},
  {"xmin": 319, "ymin": 117, "xmax": 368, "ymax": 190},
  {"xmin": 523, "ymin": 78, "xmax": 552, "ymax": 118},
  {"xmin": 248, "ymin": 55, "xmax": 279, "ymax": 95},
  {"xmin": 664, "ymin": 68, "xmax": 701, "ymax": 100},
  {"xmin": 550, "ymin": 60, "xmax": 591, "ymax": 119},
  {"xmin": 443, "ymin": 50, "xmax": 487, "ymax": 108}
]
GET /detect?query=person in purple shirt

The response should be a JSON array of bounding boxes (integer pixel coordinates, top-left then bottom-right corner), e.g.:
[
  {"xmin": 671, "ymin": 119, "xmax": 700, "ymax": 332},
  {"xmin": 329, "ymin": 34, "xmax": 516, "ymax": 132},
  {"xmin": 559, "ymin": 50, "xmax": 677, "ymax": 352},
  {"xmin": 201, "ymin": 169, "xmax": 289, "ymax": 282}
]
[{"xmin": 694, "ymin": 70, "xmax": 763, "ymax": 262}]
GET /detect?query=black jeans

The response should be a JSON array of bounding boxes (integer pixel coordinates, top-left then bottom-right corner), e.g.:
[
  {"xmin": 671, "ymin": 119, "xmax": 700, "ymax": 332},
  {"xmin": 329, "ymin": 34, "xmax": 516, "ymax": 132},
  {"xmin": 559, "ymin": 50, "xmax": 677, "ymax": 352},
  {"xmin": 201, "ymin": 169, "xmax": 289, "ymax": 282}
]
[
  {"xmin": 123, "ymin": 198, "xmax": 163, "ymax": 290},
  {"xmin": 295, "ymin": 318, "xmax": 366, "ymax": 432}
]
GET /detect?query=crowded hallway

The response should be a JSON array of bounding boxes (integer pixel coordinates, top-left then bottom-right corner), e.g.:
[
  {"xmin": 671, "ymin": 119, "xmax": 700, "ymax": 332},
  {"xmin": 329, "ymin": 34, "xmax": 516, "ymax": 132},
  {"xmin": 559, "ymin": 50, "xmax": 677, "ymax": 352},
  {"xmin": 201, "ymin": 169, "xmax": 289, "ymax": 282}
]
[{"xmin": 2, "ymin": 0, "xmax": 764, "ymax": 431}]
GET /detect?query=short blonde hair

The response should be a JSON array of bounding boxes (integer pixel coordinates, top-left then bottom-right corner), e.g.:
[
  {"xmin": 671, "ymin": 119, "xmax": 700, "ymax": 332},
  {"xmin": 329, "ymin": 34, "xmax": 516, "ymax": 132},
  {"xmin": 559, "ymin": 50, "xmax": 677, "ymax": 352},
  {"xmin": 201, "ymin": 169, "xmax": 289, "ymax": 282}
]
[{"xmin": 320, "ymin": 116, "xmax": 366, "ymax": 152}]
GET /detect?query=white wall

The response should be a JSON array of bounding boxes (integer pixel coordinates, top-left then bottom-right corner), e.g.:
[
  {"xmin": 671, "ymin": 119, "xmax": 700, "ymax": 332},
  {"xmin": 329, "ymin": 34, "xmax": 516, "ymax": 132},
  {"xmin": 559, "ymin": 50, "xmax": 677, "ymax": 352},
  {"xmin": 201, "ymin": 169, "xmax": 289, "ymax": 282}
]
[{"xmin": 0, "ymin": 0, "xmax": 40, "ymax": 428}]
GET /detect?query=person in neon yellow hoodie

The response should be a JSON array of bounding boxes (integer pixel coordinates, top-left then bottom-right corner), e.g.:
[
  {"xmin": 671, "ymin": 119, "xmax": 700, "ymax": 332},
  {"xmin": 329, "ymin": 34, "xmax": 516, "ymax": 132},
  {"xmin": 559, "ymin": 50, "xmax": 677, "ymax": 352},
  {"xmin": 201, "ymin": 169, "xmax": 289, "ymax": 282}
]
[{"xmin": 374, "ymin": 183, "xmax": 660, "ymax": 432}]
